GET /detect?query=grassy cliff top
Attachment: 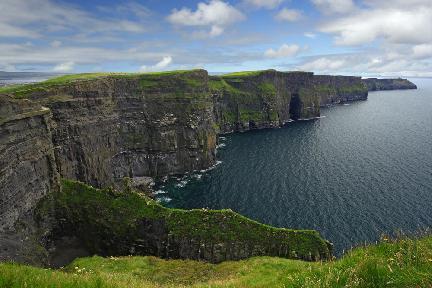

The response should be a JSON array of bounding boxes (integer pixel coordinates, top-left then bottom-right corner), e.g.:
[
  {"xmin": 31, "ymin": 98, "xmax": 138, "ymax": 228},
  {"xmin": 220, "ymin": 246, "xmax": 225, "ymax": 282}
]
[
  {"xmin": 221, "ymin": 70, "xmax": 276, "ymax": 78},
  {"xmin": 55, "ymin": 179, "xmax": 330, "ymax": 258},
  {"xmin": 1, "ymin": 234, "xmax": 431, "ymax": 287},
  {"xmin": 0, "ymin": 69, "xmax": 206, "ymax": 98}
]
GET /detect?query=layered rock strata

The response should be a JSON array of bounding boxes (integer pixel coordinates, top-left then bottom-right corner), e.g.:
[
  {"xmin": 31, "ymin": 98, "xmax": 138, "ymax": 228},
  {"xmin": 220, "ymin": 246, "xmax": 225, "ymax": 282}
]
[{"xmin": 0, "ymin": 69, "xmax": 397, "ymax": 265}]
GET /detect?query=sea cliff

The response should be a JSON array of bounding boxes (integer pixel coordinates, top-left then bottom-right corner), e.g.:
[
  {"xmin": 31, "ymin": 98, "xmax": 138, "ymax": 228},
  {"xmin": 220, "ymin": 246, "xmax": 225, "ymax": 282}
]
[
  {"xmin": 0, "ymin": 69, "xmax": 409, "ymax": 266},
  {"xmin": 362, "ymin": 78, "xmax": 417, "ymax": 91}
]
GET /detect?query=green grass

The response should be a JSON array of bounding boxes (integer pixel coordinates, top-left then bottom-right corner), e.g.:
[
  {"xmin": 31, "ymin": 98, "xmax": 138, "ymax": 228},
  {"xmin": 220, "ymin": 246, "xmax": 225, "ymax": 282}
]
[
  {"xmin": 0, "ymin": 70, "xmax": 205, "ymax": 98},
  {"xmin": 1, "ymin": 234, "xmax": 432, "ymax": 287},
  {"xmin": 55, "ymin": 180, "xmax": 331, "ymax": 260},
  {"xmin": 221, "ymin": 70, "xmax": 275, "ymax": 78}
]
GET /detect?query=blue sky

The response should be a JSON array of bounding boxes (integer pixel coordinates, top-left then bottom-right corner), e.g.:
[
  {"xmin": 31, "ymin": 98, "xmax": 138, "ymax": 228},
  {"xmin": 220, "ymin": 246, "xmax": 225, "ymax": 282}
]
[{"xmin": 1, "ymin": 0, "xmax": 431, "ymax": 76}]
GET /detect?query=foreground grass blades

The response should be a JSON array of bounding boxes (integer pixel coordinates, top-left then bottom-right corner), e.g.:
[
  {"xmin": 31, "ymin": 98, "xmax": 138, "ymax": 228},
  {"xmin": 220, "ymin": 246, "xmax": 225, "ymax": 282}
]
[{"xmin": 1, "ymin": 235, "xmax": 432, "ymax": 287}]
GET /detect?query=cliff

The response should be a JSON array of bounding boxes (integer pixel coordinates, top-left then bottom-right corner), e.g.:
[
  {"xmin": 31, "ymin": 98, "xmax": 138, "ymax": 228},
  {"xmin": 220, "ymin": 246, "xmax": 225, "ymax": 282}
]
[
  {"xmin": 362, "ymin": 78, "xmax": 417, "ymax": 91},
  {"xmin": 0, "ymin": 96, "xmax": 60, "ymax": 264},
  {"xmin": 52, "ymin": 179, "xmax": 332, "ymax": 264},
  {"xmin": 211, "ymin": 70, "xmax": 368, "ymax": 132},
  {"xmin": 0, "ymin": 69, "xmax": 370, "ymax": 266},
  {"xmin": 314, "ymin": 75, "xmax": 368, "ymax": 106}
]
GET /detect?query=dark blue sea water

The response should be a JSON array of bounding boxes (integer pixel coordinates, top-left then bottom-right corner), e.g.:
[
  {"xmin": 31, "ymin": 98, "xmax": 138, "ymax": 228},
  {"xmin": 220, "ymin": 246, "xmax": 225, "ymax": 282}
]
[{"xmin": 156, "ymin": 78, "xmax": 432, "ymax": 255}]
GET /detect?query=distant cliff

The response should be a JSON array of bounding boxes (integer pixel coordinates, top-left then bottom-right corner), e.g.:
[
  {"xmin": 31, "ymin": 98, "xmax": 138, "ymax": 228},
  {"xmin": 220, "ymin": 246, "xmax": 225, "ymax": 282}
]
[
  {"xmin": 211, "ymin": 70, "xmax": 367, "ymax": 132},
  {"xmin": 362, "ymin": 78, "xmax": 417, "ymax": 91},
  {"xmin": 0, "ymin": 69, "xmax": 375, "ymax": 266}
]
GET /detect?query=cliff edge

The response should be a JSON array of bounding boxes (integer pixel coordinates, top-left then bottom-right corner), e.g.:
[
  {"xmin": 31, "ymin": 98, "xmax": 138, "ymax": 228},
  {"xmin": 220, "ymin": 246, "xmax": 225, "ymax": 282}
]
[{"xmin": 0, "ymin": 69, "xmax": 374, "ymax": 266}]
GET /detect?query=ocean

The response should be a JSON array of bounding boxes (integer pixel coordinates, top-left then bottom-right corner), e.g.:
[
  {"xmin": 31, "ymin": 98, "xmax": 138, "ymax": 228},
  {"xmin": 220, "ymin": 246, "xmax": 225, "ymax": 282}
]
[{"xmin": 156, "ymin": 78, "xmax": 432, "ymax": 255}]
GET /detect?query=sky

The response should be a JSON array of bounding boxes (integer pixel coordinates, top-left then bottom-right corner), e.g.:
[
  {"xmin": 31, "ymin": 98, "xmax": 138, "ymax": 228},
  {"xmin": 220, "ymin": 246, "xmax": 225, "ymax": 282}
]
[{"xmin": 1, "ymin": 0, "xmax": 432, "ymax": 76}]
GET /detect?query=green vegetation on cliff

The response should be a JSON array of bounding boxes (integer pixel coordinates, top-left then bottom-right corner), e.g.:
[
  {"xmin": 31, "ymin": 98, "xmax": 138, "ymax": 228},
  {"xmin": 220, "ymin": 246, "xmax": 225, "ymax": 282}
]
[
  {"xmin": 221, "ymin": 70, "xmax": 274, "ymax": 78},
  {"xmin": 55, "ymin": 180, "xmax": 330, "ymax": 262},
  {"xmin": 0, "ymin": 70, "xmax": 205, "ymax": 98},
  {"xmin": 1, "ymin": 234, "xmax": 432, "ymax": 287}
]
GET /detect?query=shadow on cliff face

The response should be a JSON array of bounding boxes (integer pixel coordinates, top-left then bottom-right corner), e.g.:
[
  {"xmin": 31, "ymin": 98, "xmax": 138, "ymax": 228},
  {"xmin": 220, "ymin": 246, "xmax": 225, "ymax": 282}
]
[
  {"xmin": 48, "ymin": 236, "xmax": 91, "ymax": 268},
  {"xmin": 289, "ymin": 93, "xmax": 301, "ymax": 120}
]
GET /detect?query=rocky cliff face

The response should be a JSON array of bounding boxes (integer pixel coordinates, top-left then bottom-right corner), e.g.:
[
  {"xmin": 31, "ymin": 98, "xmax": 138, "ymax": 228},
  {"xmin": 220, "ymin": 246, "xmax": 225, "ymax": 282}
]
[
  {"xmin": 314, "ymin": 75, "xmax": 368, "ymax": 106},
  {"xmin": 0, "ymin": 96, "xmax": 60, "ymax": 265},
  {"xmin": 0, "ymin": 96, "xmax": 59, "ymax": 232},
  {"xmin": 0, "ymin": 69, "xmax": 370, "ymax": 265},
  {"xmin": 210, "ymin": 71, "xmax": 369, "ymax": 133},
  {"xmin": 362, "ymin": 78, "xmax": 417, "ymax": 91},
  {"xmin": 20, "ymin": 70, "xmax": 217, "ymax": 188}
]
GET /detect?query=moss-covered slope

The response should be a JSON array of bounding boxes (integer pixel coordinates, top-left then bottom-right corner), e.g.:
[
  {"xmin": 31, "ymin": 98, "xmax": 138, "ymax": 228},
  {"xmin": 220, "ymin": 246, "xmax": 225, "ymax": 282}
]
[
  {"xmin": 1, "ymin": 234, "xmax": 431, "ymax": 287},
  {"xmin": 53, "ymin": 179, "xmax": 332, "ymax": 263}
]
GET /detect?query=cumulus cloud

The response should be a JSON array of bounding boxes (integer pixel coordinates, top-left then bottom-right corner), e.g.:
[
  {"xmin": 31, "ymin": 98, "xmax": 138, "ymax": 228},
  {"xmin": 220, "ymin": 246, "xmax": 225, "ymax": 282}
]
[
  {"xmin": 167, "ymin": 0, "xmax": 245, "ymax": 37},
  {"xmin": 311, "ymin": 0, "xmax": 432, "ymax": 76},
  {"xmin": 264, "ymin": 44, "xmax": 300, "ymax": 58},
  {"xmin": 275, "ymin": 8, "xmax": 302, "ymax": 22},
  {"xmin": 311, "ymin": 0, "xmax": 355, "ymax": 14},
  {"xmin": 140, "ymin": 56, "xmax": 173, "ymax": 72},
  {"xmin": 53, "ymin": 61, "xmax": 74, "ymax": 72},
  {"xmin": 320, "ymin": 5, "xmax": 432, "ymax": 46},
  {"xmin": 243, "ymin": 0, "xmax": 284, "ymax": 9}
]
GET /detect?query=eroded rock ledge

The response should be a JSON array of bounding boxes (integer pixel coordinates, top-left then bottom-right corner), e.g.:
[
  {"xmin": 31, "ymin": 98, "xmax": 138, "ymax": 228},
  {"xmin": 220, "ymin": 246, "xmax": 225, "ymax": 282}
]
[
  {"xmin": 48, "ymin": 179, "xmax": 332, "ymax": 264},
  {"xmin": 0, "ymin": 69, "xmax": 414, "ymax": 266}
]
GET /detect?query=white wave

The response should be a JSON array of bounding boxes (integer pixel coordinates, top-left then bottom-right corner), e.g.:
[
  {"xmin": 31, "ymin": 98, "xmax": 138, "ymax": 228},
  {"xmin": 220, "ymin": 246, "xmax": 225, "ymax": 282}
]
[
  {"xmin": 200, "ymin": 160, "xmax": 222, "ymax": 173},
  {"xmin": 298, "ymin": 116, "xmax": 326, "ymax": 121},
  {"xmin": 216, "ymin": 143, "xmax": 226, "ymax": 149},
  {"xmin": 154, "ymin": 190, "xmax": 167, "ymax": 195},
  {"xmin": 175, "ymin": 179, "xmax": 189, "ymax": 188},
  {"xmin": 156, "ymin": 196, "xmax": 172, "ymax": 203}
]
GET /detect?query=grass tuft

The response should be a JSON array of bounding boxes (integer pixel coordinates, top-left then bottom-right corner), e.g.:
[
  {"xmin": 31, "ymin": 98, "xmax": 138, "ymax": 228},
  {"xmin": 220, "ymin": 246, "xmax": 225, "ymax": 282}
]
[{"xmin": 1, "ymin": 235, "xmax": 432, "ymax": 287}]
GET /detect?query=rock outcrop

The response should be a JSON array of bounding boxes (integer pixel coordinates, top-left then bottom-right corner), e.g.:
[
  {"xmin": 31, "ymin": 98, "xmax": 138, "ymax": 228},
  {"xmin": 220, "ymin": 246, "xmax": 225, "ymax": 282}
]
[
  {"xmin": 0, "ymin": 69, "xmax": 374, "ymax": 265},
  {"xmin": 54, "ymin": 180, "xmax": 332, "ymax": 264},
  {"xmin": 362, "ymin": 78, "xmax": 417, "ymax": 91}
]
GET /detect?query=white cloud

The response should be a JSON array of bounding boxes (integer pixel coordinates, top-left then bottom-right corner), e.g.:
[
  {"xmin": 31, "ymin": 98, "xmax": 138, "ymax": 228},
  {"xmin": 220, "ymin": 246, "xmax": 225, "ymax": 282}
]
[
  {"xmin": 0, "ymin": 22, "xmax": 38, "ymax": 38},
  {"xmin": 296, "ymin": 49, "xmax": 432, "ymax": 77},
  {"xmin": 140, "ymin": 56, "xmax": 173, "ymax": 72},
  {"xmin": 412, "ymin": 44, "xmax": 432, "ymax": 59},
  {"xmin": 243, "ymin": 0, "xmax": 284, "ymax": 9},
  {"xmin": 0, "ymin": 0, "xmax": 148, "ymax": 39},
  {"xmin": 299, "ymin": 57, "xmax": 348, "ymax": 72},
  {"xmin": 304, "ymin": 32, "xmax": 316, "ymax": 39},
  {"xmin": 167, "ymin": 0, "xmax": 245, "ymax": 37},
  {"xmin": 264, "ymin": 44, "xmax": 300, "ymax": 58},
  {"xmin": 320, "ymin": 6, "xmax": 432, "ymax": 46},
  {"xmin": 53, "ymin": 61, "xmax": 74, "ymax": 72},
  {"xmin": 275, "ymin": 8, "xmax": 302, "ymax": 22},
  {"xmin": 311, "ymin": 0, "xmax": 355, "ymax": 14}
]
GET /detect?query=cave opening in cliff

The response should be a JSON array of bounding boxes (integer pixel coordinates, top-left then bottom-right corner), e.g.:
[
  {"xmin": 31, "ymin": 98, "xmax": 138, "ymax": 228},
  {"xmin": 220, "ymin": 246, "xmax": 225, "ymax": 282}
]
[{"xmin": 289, "ymin": 93, "xmax": 301, "ymax": 120}]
